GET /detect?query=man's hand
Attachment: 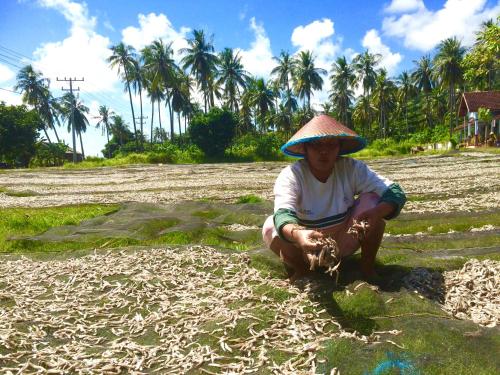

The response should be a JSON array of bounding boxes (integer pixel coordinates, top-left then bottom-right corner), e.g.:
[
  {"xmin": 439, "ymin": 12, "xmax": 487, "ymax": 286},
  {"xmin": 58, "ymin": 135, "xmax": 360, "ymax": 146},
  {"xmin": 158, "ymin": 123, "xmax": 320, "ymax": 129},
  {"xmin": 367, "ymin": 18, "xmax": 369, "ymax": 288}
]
[
  {"xmin": 293, "ymin": 228, "xmax": 324, "ymax": 253},
  {"xmin": 354, "ymin": 202, "xmax": 394, "ymax": 233}
]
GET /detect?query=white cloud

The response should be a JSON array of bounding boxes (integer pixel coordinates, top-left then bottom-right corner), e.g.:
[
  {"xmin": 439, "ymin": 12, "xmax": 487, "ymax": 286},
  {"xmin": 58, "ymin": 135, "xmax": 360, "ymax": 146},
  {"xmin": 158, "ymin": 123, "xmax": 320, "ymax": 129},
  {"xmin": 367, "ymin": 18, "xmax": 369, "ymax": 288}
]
[
  {"xmin": 384, "ymin": 0, "xmax": 424, "ymax": 13},
  {"xmin": 290, "ymin": 18, "xmax": 341, "ymax": 71},
  {"xmin": 0, "ymin": 63, "xmax": 15, "ymax": 83},
  {"xmin": 291, "ymin": 19, "xmax": 334, "ymax": 51},
  {"xmin": 38, "ymin": 0, "xmax": 96, "ymax": 33},
  {"xmin": 362, "ymin": 29, "xmax": 402, "ymax": 75},
  {"xmin": 33, "ymin": 0, "xmax": 119, "ymax": 93},
  {"xmin": 121, "ymin": 13, "xmax": 190, "ymax": 62},
  {"xmin": 290, "ymin": 19, "xmax": 343, "ymax": 110},
  {"xmin": 382, "ymin": 0, "xmax": 500, "ymax": 51},
  {"xmin": 237, "ymin": 17, "xmax": 275, "ymax": 79}
]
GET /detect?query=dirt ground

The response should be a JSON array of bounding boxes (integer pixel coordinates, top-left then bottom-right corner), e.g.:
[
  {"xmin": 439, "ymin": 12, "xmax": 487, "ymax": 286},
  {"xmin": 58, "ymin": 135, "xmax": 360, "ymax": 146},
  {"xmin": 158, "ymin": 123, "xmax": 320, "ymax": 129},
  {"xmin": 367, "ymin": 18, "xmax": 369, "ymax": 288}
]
[{"xmin": 1, "ymin": 152, "xmax": 499, "ymax": 213}]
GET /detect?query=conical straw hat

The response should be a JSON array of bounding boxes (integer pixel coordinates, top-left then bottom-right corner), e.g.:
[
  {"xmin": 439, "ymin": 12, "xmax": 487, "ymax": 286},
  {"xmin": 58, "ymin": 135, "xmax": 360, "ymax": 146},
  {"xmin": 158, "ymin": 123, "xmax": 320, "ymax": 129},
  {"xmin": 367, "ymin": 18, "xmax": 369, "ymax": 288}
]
[{"xmin": 281, "ymin": 114, "xmax": 366, "ymax": 157}]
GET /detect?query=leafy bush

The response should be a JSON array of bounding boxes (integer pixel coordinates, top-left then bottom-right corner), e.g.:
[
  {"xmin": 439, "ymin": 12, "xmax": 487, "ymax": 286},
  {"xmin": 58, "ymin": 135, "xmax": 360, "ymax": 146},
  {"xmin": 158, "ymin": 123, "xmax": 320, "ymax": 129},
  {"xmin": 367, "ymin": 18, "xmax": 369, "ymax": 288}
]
[
  {"xmin": 227, "ymin": 132, "xmax": 287, "ymax": 161},
  {"xmin": 188, "ymin": 108, "xmax": 237, "ymax": 157},
  {"xmin": 30, "ymin": 142, "xmax": 68, "ymax": 167}
]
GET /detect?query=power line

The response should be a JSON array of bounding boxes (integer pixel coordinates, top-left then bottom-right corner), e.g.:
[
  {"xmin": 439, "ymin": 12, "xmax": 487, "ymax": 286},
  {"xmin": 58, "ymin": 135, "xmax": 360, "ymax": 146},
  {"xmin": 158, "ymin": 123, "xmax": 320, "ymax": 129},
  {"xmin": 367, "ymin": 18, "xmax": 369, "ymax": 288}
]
[
  {"xmin": 0, "ymin": 44, "xmax": 32, "ymax": 61},
  {"xmin": 0, "ymin": 87, "xmax": 21, "ymax": 94}
]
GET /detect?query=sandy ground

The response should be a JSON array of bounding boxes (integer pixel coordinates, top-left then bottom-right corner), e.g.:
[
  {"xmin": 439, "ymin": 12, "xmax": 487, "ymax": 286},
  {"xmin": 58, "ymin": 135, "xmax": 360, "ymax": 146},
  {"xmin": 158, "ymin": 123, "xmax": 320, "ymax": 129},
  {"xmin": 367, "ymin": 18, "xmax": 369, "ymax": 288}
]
[{"xmin": 0, "ymin": 152, "xmax": 499, "ymax": 213}]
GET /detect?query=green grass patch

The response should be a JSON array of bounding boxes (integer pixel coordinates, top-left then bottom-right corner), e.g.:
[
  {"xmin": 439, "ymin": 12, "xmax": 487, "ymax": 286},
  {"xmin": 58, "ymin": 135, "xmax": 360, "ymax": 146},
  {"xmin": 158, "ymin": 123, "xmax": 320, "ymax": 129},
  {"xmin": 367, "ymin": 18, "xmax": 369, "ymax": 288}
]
[
  {"xmin": 236, "ymin": 194, "xmax": 263, "ymax": 204},
  {"xmin": 0, "ymin": 186, "xmax": 39, "ymax": 197},
  {"xmin": 192, "ymin": 209, "xmax": 222, "ymax": 220},
  {"xmin": 386, "ymin": 211, "xmax": 500, "ymax": 235},
  {"xmin": 0, "ymin": 204, "xmax": 120, "ymax": 253}
]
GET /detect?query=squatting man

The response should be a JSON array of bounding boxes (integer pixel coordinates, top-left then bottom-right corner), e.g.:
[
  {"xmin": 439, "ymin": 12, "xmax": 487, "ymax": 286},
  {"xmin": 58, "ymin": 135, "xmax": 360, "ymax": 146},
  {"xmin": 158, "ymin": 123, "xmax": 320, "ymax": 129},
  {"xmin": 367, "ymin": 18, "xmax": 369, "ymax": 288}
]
[{"xmin": 262, "ymin": 115, "xmax": 406, "ymax": 281}]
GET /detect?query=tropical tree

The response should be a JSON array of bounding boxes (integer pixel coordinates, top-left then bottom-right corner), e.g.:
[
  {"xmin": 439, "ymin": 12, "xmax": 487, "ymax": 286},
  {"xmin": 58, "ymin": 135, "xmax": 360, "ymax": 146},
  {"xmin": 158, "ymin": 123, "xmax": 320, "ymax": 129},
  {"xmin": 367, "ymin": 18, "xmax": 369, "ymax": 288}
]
[
  {"xmin": 108, "ymin": 43, "xmax": 139, "ymax": 149},
  {"xmin": 171, "ymin": 71, "xmax": 190, "ymax": 136},
  {"xmin": 372, "ymin": 69, "xmax": 396, "ymax": 138},
  {"xmin": 129, "ymin": 58, "xmax": 146, "ymax": 147},
  {"xmin": 181, "ymin": 29, "xmax": 219, "ymax": 113},
  {"xmin": 14, "ymin": 65, "xmax": 56, "ymax": 143},
  {"xmin": 282, "ymin": 89, "xmax": 298, "ymax": 113},
  {"xmin": 412, "ymin": 55, "xmax": 434, "ymax": 129},
  {"xmin": 353, "ymin": 51, "xmax": 381, "ymax": 133},
  {"xmin": 352, "ymin": 95, "xmax": 374, "ymax": 136},
  {"xmin": 329, "ymin": 56, "xmax": 356, "ymax": 127},
  {"xmin": 271, "ymin": 50, "xmax": 295, "ymax": 91},
  {"xmin": 110, "ymin": 115, "xmax": 130, "ymax": 147},
  {"xmin": 61, "ymin": 93, "xmax": 89, "ymax": 159},
  {"xmin": 463, "ymin": 18, "xmax": 500, "ymax": 90},
  {"xmin": 293, "ymin": 51, "xmax": 326, "ymax": 110},
  {"xmin": 396, "ymin": 70, "xmax": 416, "ymax": 136},
  {"xmin": 248, "ymin": 78, "xmax": 275, "ymax": 132},
  {"xmin": 433, "ymin": 37, "xmax": 466, "ymax": 136},
  {"xmin": 95, "ymin": 105, "xmax": 114, "ymax": 157},
  {"xmin": 217, "ymin": 48, "xmax": 249, "ymax": 112}
]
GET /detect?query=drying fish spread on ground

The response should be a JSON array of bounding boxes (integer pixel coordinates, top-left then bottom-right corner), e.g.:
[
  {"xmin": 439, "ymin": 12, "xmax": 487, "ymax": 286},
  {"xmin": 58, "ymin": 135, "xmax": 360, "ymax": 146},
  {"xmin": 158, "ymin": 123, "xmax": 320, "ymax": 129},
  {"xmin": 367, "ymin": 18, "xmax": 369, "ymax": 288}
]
[
  {"xmin": 1, "ymin": 153, "xmax": 498, "ymax": 214},
  {"xmin": 0, "ymin": 246, "xmax": 400, "ymax": 374},
  {"xmin": 404, "ymin": 259, "xmax": 499, "ymax": 327}
]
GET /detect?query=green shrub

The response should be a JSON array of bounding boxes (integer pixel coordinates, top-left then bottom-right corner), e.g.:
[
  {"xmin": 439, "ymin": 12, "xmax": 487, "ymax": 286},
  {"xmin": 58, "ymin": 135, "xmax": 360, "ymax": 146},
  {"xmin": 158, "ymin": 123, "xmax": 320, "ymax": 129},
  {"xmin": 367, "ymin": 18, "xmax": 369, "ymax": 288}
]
[
  {"xmin": 188, "ymin": 108, "xmax": 237, "ymax": 157},
  {"xmin": 30, "ymin": 142, "xmax": 68, "ymax": 167}
]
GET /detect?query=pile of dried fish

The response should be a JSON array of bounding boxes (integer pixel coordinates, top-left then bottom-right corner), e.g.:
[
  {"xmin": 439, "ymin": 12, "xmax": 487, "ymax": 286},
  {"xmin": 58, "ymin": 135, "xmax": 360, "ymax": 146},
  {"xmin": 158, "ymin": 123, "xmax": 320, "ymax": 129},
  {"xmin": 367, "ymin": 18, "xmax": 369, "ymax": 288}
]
[
  {"xmin": 0, "ymin": 246, "xmax": 399, "ymax": 374},
  {"xmin": 442, "ymin": 259, "xmax": 499, "ymax": 328},
  {"xmin": 306, "ymin": 237, "xmax": 341, "ymax": 279},
  {"xmin": 404, "ymin": 259, "xmax": 499, "ymax": 327},
  {"xmin": 347, "ymin": 220, "xmax": 369, "ymax": 242}
]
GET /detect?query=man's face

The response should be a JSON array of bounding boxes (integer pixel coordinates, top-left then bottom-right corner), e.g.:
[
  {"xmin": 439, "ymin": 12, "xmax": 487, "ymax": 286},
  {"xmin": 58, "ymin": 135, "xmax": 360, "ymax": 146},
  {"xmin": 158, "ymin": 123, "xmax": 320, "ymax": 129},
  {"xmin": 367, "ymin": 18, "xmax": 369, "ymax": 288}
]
[{"xmin": 304, "ymin": 138, "xmax": 340, "ymax": 177}]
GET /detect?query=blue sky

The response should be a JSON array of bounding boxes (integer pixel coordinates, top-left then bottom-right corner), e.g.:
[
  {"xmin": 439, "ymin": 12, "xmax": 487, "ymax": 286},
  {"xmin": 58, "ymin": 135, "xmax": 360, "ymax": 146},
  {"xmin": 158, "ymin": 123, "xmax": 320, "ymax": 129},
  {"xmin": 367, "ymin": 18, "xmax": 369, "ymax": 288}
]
[{"xmin": 0, "ymin": 0, "xmax": 499, "ymax": 156}]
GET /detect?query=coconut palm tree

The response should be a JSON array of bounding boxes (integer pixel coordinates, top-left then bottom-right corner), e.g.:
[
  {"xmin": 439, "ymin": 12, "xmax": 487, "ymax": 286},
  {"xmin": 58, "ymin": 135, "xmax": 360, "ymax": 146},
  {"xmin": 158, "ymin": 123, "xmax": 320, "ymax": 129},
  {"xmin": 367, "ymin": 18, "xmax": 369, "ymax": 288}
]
[
  {"xmin": 329, "ymin": 56, "xmax": 356, "ymax": 127},
  {"xmin": 353, "ymin": 51, "xmax": 381, "ymax": 133},
  {"xmin": 180, "ymin": 29, "xmax": 218, "ymax": 113},
  {"xmin": 95, "ymin": 105, "xmax": 114, "ymax": 157},
  {"xmin": 129, "ymin": 58, "xmax": 145, "ymax": 147},
  {"xmin": 412, "ymin": 55, "xmax": 434, "ymax": 129},
  {"xmin": 353, "ymin": 95, "xmax": 374, "ymax": 136},
  {"xmin": 61, "ymin": 93, "xmax": 89, "ymax": 159},
  {"xmin": 108, "ymin": 43, "xmax": 139, "ymax": 149},
  {"xmin": 282, "ymin": 88, "xmax": 298, "ymax": 114},
  {"xmin": 396, "ymin": 71, "xmax": 416, "ymax": 137},
  {"xmin": 142, "ymin": 40, "xmax": 179, "ymax": 140},
  {"xmin": 38, "ymin": 87, "xmax": 63, "ymax": 143},
  {"xmin": 248, "ymin": 78, "xmax": 275, "ymax": 132},
  {"xmin": 111, "ymin": 115, "xmax": 130, "ymax": 148},
  {"xmin": 293, "ymin": 51, "xmax": 326, "ymax": 110},
  {"xmin": 372, "ymin": 69, "xmax": 396, "ymax": 138},
  {"xmin": 433, "ymin": 37, "xmax": 466, "ymax": 137},
  {"xmin": 15, "ymin": 65, "xmax": 57, "ymax": 143},
  {"xmin": 171, "ymin": 71, "xmax": 190, "ymax": 137},
  {"xmin": 273, "ymin": 104, "xmax": 293, "ymax": 136},
  {"xmin": 217, "ymin": 48, "xmax": 249, "ymax": 112},
  {"xmin": 271, "ymin": 50, "xmax": 295, "ymax": 92}
]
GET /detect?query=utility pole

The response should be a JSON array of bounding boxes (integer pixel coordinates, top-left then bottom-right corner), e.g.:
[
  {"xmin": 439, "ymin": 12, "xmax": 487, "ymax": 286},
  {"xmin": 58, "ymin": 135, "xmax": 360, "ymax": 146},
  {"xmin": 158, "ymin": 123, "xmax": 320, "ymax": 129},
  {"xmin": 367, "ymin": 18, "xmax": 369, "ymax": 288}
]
[
  {"xmin": 135, "ymin": 115, "xmax": 148, "ymax": 148},
  {"xmin": 57, "ymin": 77, "xmax": 84, "ymax": 163}
]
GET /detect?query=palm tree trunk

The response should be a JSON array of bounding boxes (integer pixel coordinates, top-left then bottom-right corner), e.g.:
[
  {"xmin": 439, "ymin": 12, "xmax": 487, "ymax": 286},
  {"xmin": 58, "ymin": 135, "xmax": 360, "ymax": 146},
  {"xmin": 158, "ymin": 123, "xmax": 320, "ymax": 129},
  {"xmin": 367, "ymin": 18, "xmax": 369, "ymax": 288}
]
[
  {"xmin": 53, "ymin": 126, "xmax": 61, "ymax": 143},
  {"xmin": 125, "ymin": 79, "xmax": 138, "ymax": 150},
  {"xmin": 166, "ymin": 98, "xmax": 174, "ymax": 141},
  {"xmin": 178, "ymin": 112, "xmax": 182, "ymax": 136},
  {"xmin": 106, "ymin": 126, "xmax": 111, "ymax": 158},
  {"xmin": 139, "ymin": 86, "xmax": 144, "ymax": 149},
  {"xmin": 43, "ymin": 128, "xmax": 52, "ymax": 144},
  {"xmin": 150, "ymin": 100, "xmax": 155, "ymax": 144},
  {"xmin": 78, "ymin": 131, "xmax": 85, "ymax": 160},
  {"xmin": 158, "ymin": 100, "xmax": 162, "ymax": 132}
]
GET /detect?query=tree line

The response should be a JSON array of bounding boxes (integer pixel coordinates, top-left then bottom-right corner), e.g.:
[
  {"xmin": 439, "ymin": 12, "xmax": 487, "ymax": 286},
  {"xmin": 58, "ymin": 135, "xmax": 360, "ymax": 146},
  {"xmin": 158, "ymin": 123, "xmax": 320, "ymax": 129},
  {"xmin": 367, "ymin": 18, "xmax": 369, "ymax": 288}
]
[{"xmin": 9, "ymin": 18, "xmax": 499, "ymax": 161}]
